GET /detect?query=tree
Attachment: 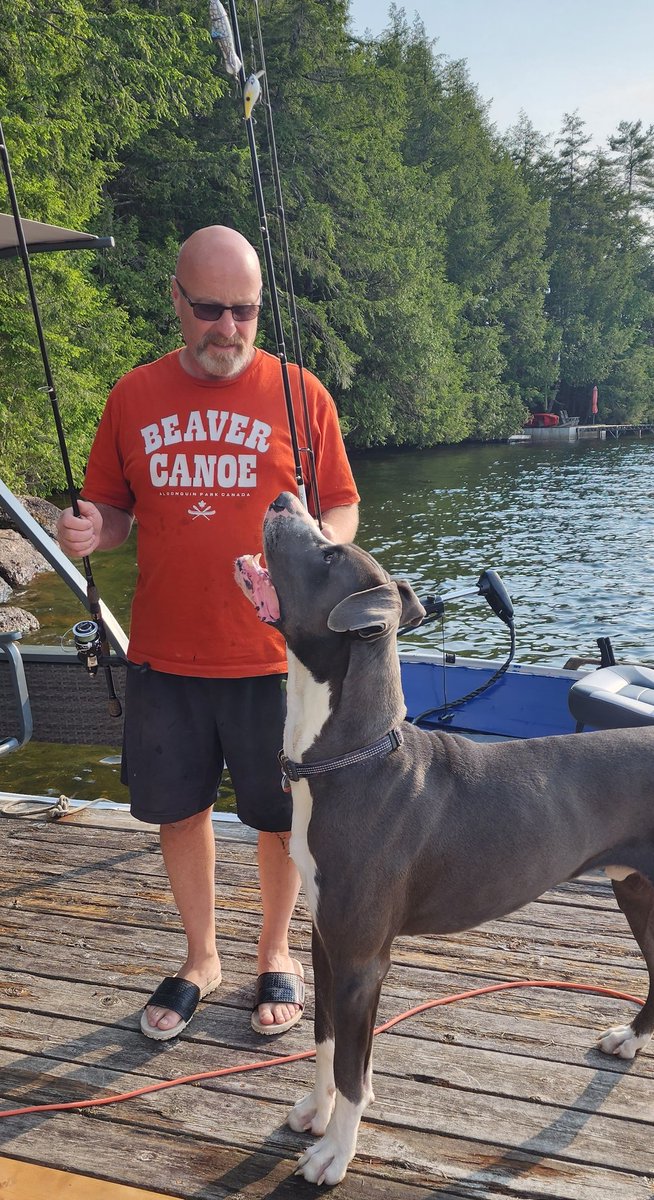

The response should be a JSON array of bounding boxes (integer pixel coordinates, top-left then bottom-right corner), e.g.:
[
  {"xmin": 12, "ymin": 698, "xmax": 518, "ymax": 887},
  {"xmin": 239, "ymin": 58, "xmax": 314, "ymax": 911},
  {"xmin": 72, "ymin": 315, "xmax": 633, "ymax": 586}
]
[
  {"xmin": 0, "ymin": 0, "xmax": 226, "ymax": 490},
  {"xmin": 608, "ymin": 119, "xmax": 654, "ymax": 216}
]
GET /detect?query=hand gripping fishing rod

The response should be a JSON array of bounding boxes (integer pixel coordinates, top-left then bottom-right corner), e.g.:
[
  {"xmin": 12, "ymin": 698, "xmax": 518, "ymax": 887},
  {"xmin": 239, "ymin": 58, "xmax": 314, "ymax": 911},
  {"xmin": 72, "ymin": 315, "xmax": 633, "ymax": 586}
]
[
  {"xmin": 0, "ymin": 120, "xmax": 122, "ymax": 717},
  {"xmin": 209, "ymin": 0, "xmax": 320, "ymax": 521}
]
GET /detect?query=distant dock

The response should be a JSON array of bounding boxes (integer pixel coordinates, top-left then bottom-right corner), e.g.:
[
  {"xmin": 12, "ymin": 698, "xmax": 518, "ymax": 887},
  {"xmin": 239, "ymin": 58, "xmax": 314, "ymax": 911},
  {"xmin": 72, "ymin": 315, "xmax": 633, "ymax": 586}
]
[{"xmin": 509, "ymin": 422, "xmax": 654, "ymax": 444}]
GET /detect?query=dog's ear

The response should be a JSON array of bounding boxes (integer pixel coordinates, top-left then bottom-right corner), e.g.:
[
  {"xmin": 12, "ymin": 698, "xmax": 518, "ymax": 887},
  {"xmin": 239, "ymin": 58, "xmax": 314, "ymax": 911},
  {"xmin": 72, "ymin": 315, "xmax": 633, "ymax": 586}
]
[
  {"xmin": 327, "ymin": 583, "xmax": 404, "ymax": 640},
  {"xmin": 395, "ymin": 578, "xmax": 426, "ymax": 628}
]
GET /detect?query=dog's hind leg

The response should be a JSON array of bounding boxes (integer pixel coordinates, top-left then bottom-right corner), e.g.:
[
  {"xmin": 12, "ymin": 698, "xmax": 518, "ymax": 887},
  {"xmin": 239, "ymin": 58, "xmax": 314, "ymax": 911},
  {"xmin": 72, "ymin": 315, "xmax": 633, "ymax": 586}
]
[
  {"xmin": 599, "ymin": 870, "xmax": 654, "ymax": 1060},
  {"xmin": 295, "ymin": 951, "xmax": 389, "ymax": 1186},
  {"xmin": 288, "ymin": 925, "xmax": 336, "ymax": 1136}
]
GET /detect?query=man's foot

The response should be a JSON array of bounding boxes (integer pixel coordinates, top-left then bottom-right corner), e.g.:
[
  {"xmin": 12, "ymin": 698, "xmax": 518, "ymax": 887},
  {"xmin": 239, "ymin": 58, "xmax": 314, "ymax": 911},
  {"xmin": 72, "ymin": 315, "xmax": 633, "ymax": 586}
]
[
  {"xmin": 252, "ymin": 957, "xmax": 304, "ymax": 1034},
  {"xmin": 142, "ymin": 957, "xmax": 222, "ymax": 1039}
]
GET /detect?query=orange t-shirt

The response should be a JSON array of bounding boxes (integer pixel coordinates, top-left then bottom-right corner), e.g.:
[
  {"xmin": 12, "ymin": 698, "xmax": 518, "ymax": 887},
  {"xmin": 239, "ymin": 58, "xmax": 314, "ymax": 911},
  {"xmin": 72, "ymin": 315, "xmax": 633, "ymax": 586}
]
[{"xmin": 82, "ymin": 348, "xmax": 359, "ymax": 677}]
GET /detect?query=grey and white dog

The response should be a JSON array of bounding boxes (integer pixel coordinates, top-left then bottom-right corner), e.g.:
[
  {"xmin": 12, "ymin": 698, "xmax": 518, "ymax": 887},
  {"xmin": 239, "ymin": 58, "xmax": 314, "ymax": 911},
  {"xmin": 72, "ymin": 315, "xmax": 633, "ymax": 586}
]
[{"xmin": 236, "ymin": 491, "xmax": 654, "ymax": 1186}]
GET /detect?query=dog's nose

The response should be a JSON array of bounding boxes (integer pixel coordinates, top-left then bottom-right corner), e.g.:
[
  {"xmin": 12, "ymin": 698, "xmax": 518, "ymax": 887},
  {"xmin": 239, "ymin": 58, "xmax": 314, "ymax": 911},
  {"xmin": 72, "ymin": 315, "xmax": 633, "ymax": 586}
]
[{"xmin": 269, "ymin": 492, "xmax": 298, "ymax": 514}]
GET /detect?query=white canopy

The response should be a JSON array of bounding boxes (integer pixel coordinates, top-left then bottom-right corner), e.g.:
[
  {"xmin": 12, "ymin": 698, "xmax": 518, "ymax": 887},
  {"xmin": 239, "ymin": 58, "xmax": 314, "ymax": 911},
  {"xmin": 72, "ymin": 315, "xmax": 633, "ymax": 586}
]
[{"xmin": 0, "ymin": 213, "xmax": 114, "ymax": 259}]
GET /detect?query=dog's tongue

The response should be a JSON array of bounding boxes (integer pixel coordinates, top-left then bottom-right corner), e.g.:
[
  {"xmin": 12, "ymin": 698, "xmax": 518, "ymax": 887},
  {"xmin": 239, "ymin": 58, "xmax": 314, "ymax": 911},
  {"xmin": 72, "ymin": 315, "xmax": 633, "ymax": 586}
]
[{"xmin": 234, "ymin": 554, "xmax": 280, "ymax": 624}]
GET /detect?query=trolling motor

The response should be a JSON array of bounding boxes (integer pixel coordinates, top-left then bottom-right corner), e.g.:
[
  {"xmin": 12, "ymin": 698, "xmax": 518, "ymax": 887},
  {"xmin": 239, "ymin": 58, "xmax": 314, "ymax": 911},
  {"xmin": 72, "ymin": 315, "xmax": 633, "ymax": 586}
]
[
  {"xmin": 477, "ymin": 568, "xmax": 514, "ymax": 627},
  {"xmin": 399, "ymin": 567, "xmax": 514, "ymax": 636},
  {"xmin": 400, "ymin": 567, "xmax": 516, "ymax": 725}
]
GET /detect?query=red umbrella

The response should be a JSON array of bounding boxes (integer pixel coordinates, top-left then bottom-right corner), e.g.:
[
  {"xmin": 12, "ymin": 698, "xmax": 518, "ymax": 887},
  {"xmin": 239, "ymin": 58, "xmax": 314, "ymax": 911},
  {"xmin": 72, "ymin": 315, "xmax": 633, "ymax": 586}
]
[{"xmin": 591, "ymin": 385, "xmax": 598, "ymax": 415}]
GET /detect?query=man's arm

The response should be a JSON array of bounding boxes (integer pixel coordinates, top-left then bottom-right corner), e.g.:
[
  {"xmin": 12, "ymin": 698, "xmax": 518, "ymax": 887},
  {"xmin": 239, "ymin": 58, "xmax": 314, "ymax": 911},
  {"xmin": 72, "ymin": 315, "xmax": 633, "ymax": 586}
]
[
  {"xmin": 57, "ymin": 499, "xmax": 134, "ymax": 559},
  {"xmin": 321, "ymin": 503, "xmax": 359, "ymax": 544}
]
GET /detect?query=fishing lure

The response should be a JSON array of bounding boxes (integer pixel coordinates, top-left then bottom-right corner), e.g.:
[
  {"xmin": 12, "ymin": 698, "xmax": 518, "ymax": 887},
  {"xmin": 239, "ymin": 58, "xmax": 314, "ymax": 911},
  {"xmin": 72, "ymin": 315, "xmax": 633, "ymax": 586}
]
[
  {"xmin": 208, "ymin": 0, "xmax": 242, "ymax": 77},
  {"xmin": 243, "ymin": 70, "xmax": 265, "ymax": 119}
]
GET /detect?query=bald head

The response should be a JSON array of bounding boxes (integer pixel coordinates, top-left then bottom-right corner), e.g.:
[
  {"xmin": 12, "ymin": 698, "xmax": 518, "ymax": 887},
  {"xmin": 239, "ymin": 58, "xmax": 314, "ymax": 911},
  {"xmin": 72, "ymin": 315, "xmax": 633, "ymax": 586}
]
[
  {"xmin": 172, "ymin": 226, "xmax": 263, "ymax": 381},
  {"xmin": 176, "ymin": 226, "xmax": 262, "ymax": 289}
]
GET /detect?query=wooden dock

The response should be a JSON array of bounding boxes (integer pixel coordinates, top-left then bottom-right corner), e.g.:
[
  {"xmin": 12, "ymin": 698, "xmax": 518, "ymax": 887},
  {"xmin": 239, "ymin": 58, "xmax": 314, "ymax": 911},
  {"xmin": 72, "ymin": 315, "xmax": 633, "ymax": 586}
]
[
  {"xmin": 518, "ymin": 422, "xmax": 654, "ymax": 444},
  {"xmin": 0, "ymin": 802, "xmax": 652, "ymax": 1199}
]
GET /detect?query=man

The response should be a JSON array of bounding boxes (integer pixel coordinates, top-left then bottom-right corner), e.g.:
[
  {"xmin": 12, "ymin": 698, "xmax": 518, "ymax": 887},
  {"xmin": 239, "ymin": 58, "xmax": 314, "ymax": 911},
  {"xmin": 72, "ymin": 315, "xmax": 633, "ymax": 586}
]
[{"xmin": 57, "ymin": 226, "xmax": 359, "ymax": 1039}]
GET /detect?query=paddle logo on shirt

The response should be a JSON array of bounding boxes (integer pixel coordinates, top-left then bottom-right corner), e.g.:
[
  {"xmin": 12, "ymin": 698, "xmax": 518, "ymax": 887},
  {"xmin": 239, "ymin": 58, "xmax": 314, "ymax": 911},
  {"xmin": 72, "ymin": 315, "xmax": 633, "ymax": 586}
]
[{"xmin": 188, "ymin": 500, "xmax": 217, "ymax": 520}]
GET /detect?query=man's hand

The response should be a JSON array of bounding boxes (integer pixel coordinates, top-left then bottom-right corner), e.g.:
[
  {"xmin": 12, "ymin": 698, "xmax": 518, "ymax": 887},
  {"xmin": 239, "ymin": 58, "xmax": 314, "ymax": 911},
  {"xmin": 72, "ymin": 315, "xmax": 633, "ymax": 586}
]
[
  {"xmin": 56, "ymin": 499, "xmax": 103, "ymax": 559},
  {"xmin": 320, "ymin": 503, "xmax": 359, "ymax": 545}
]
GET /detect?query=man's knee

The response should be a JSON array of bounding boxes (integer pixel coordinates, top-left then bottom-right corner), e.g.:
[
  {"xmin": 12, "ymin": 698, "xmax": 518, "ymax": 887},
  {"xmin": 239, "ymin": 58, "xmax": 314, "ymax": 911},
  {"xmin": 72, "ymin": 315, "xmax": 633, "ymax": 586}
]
[{"xmin": 160, "ymin": 807, "xmax": 213, "ymax": 836}]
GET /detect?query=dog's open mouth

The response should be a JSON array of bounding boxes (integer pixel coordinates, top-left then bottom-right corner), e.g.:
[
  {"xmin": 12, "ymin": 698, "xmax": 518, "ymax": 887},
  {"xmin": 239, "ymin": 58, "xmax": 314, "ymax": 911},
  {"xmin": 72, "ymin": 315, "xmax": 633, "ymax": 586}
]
[{"xmin": 234, "ymin": 554, "xmax": 280, "ymax": 624}]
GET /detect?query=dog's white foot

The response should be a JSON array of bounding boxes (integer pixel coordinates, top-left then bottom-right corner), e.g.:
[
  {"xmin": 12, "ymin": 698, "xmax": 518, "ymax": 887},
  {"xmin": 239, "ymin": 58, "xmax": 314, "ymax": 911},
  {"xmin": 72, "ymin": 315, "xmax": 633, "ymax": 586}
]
[
  {"xmin": 599, "ymin": 1023, "xmax": 651, "ymax": 1059},
  {"xmin": 294, "ymin": 1093, "xmax": 364, "ymax": 1186},
  {"xmin": 288, "ymin": 1039, "xmax": 336, "ymax": 1135},
  {"xmin": 296, "ymin": 1133, "xmax": 352, "ymax": 1186},
  {"xmin": 288, "ymin": 1088, "xmax": 335, "ymax": 1136}
]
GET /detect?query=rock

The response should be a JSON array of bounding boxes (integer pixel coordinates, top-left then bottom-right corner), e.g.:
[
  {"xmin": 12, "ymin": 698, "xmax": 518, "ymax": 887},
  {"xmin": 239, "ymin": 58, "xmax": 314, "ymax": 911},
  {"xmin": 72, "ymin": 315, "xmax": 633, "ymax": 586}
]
[
  {"xmin": 0, "ymin": 494, "xmax": 61, "ymax": 540},
  {"xmin": 0, "ymin": 530, "xmax": 53, "ymax": 588},
  {"xmin": 0, "ymin": 579, "xmax": 12, "ymax": 604},
  {"xmin": 0, "ymin": 606, "xmax": 40, "ymax": 634}
]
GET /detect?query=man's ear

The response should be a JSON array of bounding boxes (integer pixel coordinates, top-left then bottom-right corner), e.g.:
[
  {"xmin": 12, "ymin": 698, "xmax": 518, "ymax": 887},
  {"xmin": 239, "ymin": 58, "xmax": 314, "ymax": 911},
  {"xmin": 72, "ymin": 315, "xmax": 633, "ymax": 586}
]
[
  {"xmin": 328, "ymin": 583, "xmax": 404, "ymax": 640},
  {"xmin": 395, "ymin": 578, "xmax": 426, "ymax": 628}
]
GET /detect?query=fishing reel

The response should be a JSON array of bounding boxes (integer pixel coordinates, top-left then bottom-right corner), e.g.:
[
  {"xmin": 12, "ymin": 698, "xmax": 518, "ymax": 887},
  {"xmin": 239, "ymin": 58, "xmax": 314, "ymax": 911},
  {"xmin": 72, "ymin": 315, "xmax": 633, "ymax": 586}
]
[{"xmin": 72, "ymin": 619, "xmax": 103, "ymax": 676}]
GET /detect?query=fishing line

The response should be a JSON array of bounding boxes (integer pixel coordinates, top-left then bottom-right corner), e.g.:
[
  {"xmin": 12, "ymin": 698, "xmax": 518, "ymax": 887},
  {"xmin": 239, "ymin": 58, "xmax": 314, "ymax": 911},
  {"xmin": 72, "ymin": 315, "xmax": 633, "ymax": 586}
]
[
  {"xmin": 251, "ymin": 0, "xmax": 322, "ymax": 525},
  {"xmin": 210, "ymin": 0, "xmax": 308, "ymax": 511},
  {"xmin": 210, "ymin": 0, "xmax": 323, "ymax": 521},
  {"xmin": 0, "ymin": 120, "xmax": 122, "ymax": 719},
  {"xmin": 410, "ymin": 622, "xmax": 517, "ymax": 727},
  {"xmin": 0, "ymin": 978, "xmax": 642, "ymax": 1118}
]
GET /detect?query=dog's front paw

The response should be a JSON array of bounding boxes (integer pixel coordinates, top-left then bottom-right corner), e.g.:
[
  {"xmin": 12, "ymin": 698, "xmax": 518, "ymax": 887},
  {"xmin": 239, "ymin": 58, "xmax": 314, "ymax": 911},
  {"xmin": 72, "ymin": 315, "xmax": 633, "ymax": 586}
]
[
  {"xmin": 288, "ymin": 1088, "xmax": 335, "ymax": 1136},
  {"xmin": 599, "ymin": 1023, "xmax": 652, "ymax": 1059},
  {"xmin": 295, "ymin": 1094, "xmax": 362, "ymax": 1185},
  {"xmin": 296, "ymin": 1134, "xmax": 352, "ymax": 1186}
]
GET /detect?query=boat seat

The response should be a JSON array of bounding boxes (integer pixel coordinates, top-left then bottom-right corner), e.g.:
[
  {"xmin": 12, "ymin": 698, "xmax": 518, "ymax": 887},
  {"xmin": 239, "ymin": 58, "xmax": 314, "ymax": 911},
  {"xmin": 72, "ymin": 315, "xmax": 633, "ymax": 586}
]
[{"xmin": 568, "ymin": 664, "xmax": 654, "ymax": 731}]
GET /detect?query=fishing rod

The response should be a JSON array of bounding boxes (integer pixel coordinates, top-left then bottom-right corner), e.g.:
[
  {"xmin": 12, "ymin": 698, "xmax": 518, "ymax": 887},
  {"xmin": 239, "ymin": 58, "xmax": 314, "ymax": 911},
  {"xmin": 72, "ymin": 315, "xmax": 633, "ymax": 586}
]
[
  {"xmin": 209, "ymin": 0, "xmax": 321, "ymax": 522},
  {"xmin": 0, "ymin": 119, "xmax": 122, "ymax": 717},
  {"xmin": 249, "ymin": 0, "xmax": 322, "ymax": 526}
]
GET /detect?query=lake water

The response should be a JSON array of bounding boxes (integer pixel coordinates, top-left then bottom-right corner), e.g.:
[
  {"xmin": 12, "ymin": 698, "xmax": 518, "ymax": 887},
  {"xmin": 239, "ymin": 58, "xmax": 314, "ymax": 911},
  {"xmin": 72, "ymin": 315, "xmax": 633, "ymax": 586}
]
[{"xmin": 2, "ymin": 435, "xmax": 653, "ymax": 803}]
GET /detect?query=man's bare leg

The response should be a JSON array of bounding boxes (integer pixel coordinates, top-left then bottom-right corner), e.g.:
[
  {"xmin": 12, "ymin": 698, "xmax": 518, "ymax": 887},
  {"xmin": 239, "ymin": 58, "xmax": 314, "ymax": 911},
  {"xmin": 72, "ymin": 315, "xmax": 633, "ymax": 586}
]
[
  {"xmin": 255, "ymin": 830, "xmax": 303, "ymax": 1028},
  {"xmin": 145, "ymin": 807, "xmax": 221, "ymax": 1033}
]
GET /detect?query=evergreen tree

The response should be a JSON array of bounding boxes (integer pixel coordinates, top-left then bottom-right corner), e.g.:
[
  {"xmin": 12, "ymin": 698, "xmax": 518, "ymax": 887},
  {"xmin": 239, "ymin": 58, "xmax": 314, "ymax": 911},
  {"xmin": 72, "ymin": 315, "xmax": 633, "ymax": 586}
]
[{"xmin": 608, "ymin": 119, "xmax": 654, "ymax": 215}]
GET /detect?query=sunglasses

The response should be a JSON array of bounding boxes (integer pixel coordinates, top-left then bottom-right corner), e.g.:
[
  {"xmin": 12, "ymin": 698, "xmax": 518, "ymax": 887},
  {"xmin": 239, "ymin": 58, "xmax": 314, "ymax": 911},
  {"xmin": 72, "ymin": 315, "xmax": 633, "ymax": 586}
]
[{"xmin": 174, "ymin": 276, "xmax": 261, "ymax": 322}]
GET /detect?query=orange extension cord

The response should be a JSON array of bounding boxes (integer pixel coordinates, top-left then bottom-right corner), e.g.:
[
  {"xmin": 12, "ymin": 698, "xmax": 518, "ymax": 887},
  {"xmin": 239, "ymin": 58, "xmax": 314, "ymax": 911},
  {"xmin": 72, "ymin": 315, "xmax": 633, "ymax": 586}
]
[{"xmin": 0, "ymin": 978, "xmax": 643, "ymax": 1119}]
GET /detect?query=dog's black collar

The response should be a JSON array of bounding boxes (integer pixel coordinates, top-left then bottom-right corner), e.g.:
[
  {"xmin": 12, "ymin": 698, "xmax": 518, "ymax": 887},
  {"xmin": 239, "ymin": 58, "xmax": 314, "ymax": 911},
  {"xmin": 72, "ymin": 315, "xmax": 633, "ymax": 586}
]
[{"xmin": 279, "ymin": 728, "xmax": 404, "ymax": 791}]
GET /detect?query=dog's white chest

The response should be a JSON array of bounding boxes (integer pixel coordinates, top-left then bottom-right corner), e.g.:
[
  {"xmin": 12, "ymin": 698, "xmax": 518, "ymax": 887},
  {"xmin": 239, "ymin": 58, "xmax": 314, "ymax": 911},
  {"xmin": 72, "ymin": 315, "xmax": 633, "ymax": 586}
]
[
  {"xmin": 284, "ymin": 650, "xmax": 332, "ymax": 758},
  {"xmin": 290, "ymin": 779, "xmax": 320, "ymax": 918},
  {"xmin": 285, "ymin": 651, "xmax": 331, "ymax": 919}
]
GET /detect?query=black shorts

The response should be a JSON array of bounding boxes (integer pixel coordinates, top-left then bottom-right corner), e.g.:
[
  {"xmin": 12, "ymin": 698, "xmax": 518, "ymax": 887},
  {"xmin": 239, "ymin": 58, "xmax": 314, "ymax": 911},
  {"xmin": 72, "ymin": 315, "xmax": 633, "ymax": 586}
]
[{"xmin": 121, "ymin": 666, "xmax": 290, "ymax": 832}]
